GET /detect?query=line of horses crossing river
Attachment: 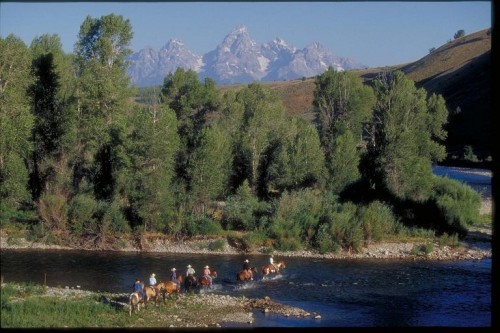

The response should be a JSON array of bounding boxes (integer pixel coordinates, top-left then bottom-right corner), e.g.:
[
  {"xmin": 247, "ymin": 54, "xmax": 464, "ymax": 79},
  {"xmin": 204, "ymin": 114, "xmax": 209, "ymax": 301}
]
[{"xmin": 129, "ymin": 258, "xmax": 286, "ymax": 315}]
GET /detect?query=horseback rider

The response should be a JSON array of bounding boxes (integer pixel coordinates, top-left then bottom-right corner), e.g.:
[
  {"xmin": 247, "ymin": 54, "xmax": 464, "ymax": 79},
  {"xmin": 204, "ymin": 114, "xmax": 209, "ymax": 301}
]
[
  {"xmin": 203, "ymin": 265, "xmax": 213, "ymax": 288},
  {"xmin": 243, "ymin": 259, "xmax": 250, "ymax": 271},
  {"xmin": 149, "ymin": 273, "xmax": 158, "ymax": 294},
  {"xmin": 133, "ymin": 278, "xmax": 145, "ymax": 300},
  {"xmin": 186, "ymin": 264, "xmax": 196, "ymax": 277},
  {"xmin": 170, "ymin": 268, "xmax": 179, "ymax": 287},
  {"xmin": 149, "ymin": 273, "xmax": 157, "ymax": 286},
  {"xmin": 243, "ymin": 259, "xmax": 253, "ymax": 280}
]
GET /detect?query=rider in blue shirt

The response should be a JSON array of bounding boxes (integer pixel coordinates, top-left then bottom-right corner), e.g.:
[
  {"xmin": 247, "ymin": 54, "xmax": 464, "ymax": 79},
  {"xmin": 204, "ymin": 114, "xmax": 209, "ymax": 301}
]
[
  {"xmin": 170, "ymin": 268, "xmax": 179, "ymax": 287},
  {"xmin": 133, "ymin": 278, "xmax": 144, "ymax": 300}
]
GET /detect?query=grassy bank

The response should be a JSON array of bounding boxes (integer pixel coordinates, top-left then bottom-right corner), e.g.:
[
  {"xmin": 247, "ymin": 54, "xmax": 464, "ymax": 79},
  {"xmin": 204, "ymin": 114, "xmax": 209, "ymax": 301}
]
[
  {"xmin": 1, "ymin": 283, "xmax": 134, "ymax": 328},
  {"xmin": 0, "ymin": 282, "xmax": 313, "ymax": 328}
]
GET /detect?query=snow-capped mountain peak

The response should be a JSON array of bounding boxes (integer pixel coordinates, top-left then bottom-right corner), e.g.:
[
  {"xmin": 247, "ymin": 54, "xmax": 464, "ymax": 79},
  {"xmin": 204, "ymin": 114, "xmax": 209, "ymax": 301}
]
[{"xmin": 127, "ymin": 25, "xmax": 365, "ymax": 86}]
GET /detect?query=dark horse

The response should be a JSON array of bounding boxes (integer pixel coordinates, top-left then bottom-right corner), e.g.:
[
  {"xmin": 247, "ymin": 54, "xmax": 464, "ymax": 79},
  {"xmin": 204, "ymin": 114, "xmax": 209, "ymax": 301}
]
[
  {"xmin": 184, "ymin": 274, "xmax": 198, "ymax": 292},
  {"xmin": 236, "ymin": 266, "xmax": 257, "ymax": 282},
  {"xmin": 198, "ymin": 270, "xmax": 217, "ymax": 289}
]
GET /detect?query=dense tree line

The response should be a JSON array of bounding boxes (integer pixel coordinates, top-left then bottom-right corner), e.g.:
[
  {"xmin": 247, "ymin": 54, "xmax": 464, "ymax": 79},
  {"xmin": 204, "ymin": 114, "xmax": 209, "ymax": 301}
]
[{"xmin": 0, "ymin": 14, "xmax": 481, "ymax": 251}]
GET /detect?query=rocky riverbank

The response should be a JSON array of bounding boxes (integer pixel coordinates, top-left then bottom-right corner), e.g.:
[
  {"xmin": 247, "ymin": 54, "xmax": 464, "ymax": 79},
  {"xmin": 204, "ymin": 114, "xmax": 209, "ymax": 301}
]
[
  {"xmin": 0, "ymin": 192, "xmax": 492, "ymax": 262},
  {"xmin": 0, "ymin": 224, "xmax": 491, "ymax": 261}
]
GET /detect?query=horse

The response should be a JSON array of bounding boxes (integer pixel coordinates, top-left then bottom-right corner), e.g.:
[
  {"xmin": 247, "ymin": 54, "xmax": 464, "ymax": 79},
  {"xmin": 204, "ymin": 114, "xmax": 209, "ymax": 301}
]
[
  {"xmin": 262, "ymin": 261, "xmax": 286, "ymax": 277},
  {"xmin": 236, "ymin": 266, "xmax": 257, "ymax": 282},
  {"xmin": 143, "ymin": 285, "xmax": 159, "ymax": 307},
  {"xmin": 198, "ymin": 270, "xmax": 217, "ymax": 289},
  {"xmin": 184, "ymin": 274, "xmax": 198, "ymax": 292},
  {"xmin": 129, "ymin": 291, "xmax": 143, "ymax": 316},
  {"xmin": 157, "ymin": 281, "xmax": 180, "ymax": 301}
]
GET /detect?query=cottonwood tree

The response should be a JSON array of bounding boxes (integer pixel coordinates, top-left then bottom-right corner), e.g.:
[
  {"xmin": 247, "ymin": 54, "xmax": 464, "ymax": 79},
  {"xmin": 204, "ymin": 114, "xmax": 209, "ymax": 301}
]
[
  {"xmin": 364, "ymin": 71, "xmax": 448, "ymax": 202},
  {"xmin": 161, "ymin": 68, "xmax": 219, "ymax": 190},
  {"xmin": 125, "ymin": 104, "xmax": 180, "ymax": 232},
  {"xmin": 73, "ymin": 14, "xmax": 135, "ymax": 200},
  {"xmin": 188, "ymin": 124, "xmax": 232, "ymax": 216},
  {"xmin": 233, "ymin": 83, "xmax": 286, "ymax": 194},
  {"xmin": 0, "ymin": 35, "xmax": 34, "ymax": 212},
  {"xmin": 313, "ymin": 67, "xmax": 375, "ymax": 193},
  {"xmin": 261, "ymin": 117, "xmax": 326, "ymax": 195},
  {"xmin": 29, "ymin": 34, "xmax": 75, "ymax": 202}
]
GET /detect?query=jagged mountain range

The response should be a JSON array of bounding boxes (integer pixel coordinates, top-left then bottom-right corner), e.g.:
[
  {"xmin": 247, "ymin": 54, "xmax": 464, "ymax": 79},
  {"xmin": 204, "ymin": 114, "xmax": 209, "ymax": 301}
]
[{"xmin": 127, "ymin": 25, "xmax": 366, "ymax": 87}]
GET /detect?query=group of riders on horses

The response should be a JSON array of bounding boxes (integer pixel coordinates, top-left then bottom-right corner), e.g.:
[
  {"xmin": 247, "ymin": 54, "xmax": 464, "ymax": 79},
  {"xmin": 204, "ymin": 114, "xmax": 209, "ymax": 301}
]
[
  {"xmin": 132, "ymin": 264, "xmax": 215, "ymax": 302},
  {"xmin": 131, "ymin": 255, "xmax": 283, "ymax": 302}
]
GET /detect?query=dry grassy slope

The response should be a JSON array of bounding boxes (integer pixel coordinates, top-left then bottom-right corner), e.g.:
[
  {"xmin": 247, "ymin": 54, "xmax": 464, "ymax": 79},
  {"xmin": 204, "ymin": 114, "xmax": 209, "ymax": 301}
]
[
  {"xmin": 218, "ymin": 28, "xmax": 491, "ymax": 156},
  {"xmin": 219, "ymin": 79, "xmax": 317, "ymax": 120}
]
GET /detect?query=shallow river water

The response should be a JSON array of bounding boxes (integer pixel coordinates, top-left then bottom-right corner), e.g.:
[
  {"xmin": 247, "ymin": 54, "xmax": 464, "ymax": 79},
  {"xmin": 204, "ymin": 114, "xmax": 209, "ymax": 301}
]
[{"xmin": 0, "ymin": 250, "xmax": 492, "ymax": 327}]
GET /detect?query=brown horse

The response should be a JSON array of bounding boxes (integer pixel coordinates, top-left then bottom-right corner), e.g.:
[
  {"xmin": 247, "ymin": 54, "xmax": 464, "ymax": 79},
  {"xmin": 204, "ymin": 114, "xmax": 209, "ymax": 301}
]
[
  {"xmin": 129, "ymin": 291, "xmax": 143, "ymax": 316},
  {"xmin": 143, "ymin": 285, "xmax": 159, "ymax": 307},
  {"xmin": 157, "ymin": 281, "xmax": 180, "ymax": 301},
  {"xmin": 262, "ymin": 261, "xmax": 286, "ymax": 277},
  {"xmin": 236, "ymin": 266, "xmax": 257, "ymax": 282},
  {"xmin": 198, "ymin": 270, "xmax": 217, "ymax": 289}
]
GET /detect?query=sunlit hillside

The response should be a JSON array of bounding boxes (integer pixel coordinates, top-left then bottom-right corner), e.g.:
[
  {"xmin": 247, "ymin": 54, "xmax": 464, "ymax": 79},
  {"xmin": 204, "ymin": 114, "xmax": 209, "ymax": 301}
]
[{"xmin": 217, "ymin": 28, "xmax": 491, "ymax": 162}]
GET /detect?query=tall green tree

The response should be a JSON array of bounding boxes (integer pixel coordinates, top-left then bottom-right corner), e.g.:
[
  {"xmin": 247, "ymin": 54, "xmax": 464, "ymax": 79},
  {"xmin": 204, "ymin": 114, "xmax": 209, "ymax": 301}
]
[
  {"xmin": 29, "ymin": 34, "xmax": 73, "ymax": 201},
  {"xmin": 262, "ymin": 117, "xmax": 325, "ymax": 194},
  {"xmin": 161, "ymin": 68, "xmax": 219, "ymax": 188},
  {"xmin": 188, "ymin": 124, "xmax": 232, "ymax": 215},
  {"xmin": 313, "ymin": 67, "xmax": 375, "ymax": 193},
  {"xmin": 73, "ymin": 14, "xmax": 135, "ymax": 200},
  {"xmin": 126, "ymin": 104, "xmax": 180, "ymax": 232},
  {"xmin": 365, "ymin": 71, "xmax": 448, "ymax": 201},
  {"xmin": 0, "ymin": 35, "xmax": 34, "ymax": 211},
  {"xmin": 233, "ymin": 83, "xmax": 286, "ymax": 193}
]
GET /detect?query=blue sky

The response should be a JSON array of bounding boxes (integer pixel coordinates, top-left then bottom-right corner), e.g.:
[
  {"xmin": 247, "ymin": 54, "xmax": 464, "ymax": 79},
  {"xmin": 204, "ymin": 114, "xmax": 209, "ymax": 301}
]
[{"xmin": 0, "ymin": 1, "xmax": 492, "ymax": 68}]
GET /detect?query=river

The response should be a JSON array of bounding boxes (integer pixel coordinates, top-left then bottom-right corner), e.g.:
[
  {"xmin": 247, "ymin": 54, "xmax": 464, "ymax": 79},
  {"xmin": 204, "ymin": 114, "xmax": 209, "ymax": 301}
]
[
  {"xmin": 0, "ymin": 250, "xmax": 492, "ymax": 327},
  {"xmin": 0, "ymin": 166, "xmax": 492, "ymax": 327}
]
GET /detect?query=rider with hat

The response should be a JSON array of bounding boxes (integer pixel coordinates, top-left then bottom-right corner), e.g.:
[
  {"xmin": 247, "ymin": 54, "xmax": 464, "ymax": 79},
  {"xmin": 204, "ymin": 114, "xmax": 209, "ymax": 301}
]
[
  {"xmin": 133, "ymin": 278, "xmax": 145, "ymax": 300},
  {"xmin": 203, "ymin": 265, "xmax": 213, "ymax": 288},
  {"xmin": 243, "ymin": 259, "xmax": 250, "ymax": 271},
  {"xmin": 149, "ymin": 273, "xmax": 157, "ymax": 287},
  {"xmin": 170, "ymin": 268, "xmax": 179, "ymax": 287},
  {"xmin": 186, "ymin": 264, "xmax": 196, "ymax": 277},
  {"xmin": 242, "ymin": 259, "xmax": 253, "ymax": 280}
]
